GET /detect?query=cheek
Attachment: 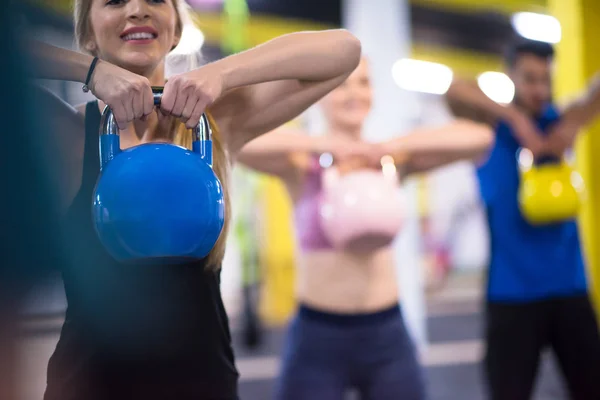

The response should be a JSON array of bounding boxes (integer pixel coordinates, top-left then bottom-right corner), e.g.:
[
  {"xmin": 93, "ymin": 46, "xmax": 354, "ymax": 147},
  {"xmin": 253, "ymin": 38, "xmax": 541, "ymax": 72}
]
[
  {"xmin": 326, "ymin": 94, "xmax": 344, "ymax": 110},
  {"xmin": 90, "ymin": 16, "xmax": 119, "ymax": 48},
  {"xmin": 161, "ymin": 14, "xmax": 179, "ymax": 46},
  {"xmin": 160, "ymin": 32, "xmax": 174, "ymax": 50}
]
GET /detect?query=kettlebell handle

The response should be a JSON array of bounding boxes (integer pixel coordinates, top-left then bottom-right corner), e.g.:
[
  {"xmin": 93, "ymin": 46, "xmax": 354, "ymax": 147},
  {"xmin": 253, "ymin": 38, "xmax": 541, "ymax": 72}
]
[
  {"xmin": 516, "ymin": 148, "xmax": 562, "ymax": 170},
  {"xmin": 535, "ymin": 155, "xmax": 561, "ymax": 166},
  {"xmin": 100, "ymin": 86, "xmax": 211, "ymax": 142},
  {"xmin": 98, "ymin": 86, "xmax": 213, "ymax": 170}
]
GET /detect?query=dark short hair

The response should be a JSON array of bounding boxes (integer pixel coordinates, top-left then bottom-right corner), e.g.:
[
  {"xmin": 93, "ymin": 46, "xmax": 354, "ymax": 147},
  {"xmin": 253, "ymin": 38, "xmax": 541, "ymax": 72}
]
[{"xmin": 505, "ymin": 39, "xmax": 555, "ymax": 67}]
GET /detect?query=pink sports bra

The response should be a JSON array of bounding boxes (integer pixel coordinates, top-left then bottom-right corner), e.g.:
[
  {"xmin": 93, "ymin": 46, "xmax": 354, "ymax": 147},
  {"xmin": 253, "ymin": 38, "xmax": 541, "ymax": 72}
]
[{"xmin": 293, "ymin": 157, "xmax": 334, "ymax": 251}]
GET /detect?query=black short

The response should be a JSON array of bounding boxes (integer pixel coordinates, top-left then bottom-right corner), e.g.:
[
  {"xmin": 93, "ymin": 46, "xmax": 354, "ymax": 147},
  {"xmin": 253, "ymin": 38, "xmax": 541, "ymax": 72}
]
[{"xmin": 484, "ymin": 294, "xmax": 600, "ymax": 400}]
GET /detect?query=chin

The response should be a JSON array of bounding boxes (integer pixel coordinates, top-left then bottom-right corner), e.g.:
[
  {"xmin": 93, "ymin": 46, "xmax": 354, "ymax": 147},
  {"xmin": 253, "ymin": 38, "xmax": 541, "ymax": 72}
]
[
  {"xmin": 341, "ymin": 113, "xmax": 367, "ymax": 126},
  {"xmin": 117, "ymin": 55, "xmax": 161, "ymax": 73},
  {"xmin": 339, "ymin": 120, "xmax": 363, "ymax": 132}
]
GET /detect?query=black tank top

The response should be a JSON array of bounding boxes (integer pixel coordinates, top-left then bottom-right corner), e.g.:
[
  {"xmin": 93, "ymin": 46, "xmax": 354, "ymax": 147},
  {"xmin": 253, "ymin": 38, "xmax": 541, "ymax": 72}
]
[{"xmin": 45, "ymin": 101, "xmax": 238, "ymax": 400}]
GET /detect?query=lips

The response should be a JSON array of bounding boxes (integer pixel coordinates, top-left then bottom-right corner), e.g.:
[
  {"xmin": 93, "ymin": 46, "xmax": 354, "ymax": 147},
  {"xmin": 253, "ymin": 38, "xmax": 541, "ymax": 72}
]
[
  {"xmin": 120, "ymin": 27, "xmax": 158, "ymax": 42},
  {"xmin": 344, "ymin": 100, "xmax": 366, "ymax": 110}
]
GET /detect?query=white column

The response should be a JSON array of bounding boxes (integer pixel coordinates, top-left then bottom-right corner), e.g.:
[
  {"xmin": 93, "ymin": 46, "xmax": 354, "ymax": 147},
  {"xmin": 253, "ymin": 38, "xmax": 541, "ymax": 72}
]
[{"xmin": 342, "ymin": 0, "xmax": 428, "ymax": 350}]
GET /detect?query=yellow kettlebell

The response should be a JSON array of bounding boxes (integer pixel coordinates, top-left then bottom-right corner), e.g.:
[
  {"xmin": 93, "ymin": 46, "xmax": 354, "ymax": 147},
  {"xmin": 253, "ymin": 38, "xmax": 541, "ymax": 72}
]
[{"xmin": 517, "ymin": 149, "xmax": 585, "ymax": 225}]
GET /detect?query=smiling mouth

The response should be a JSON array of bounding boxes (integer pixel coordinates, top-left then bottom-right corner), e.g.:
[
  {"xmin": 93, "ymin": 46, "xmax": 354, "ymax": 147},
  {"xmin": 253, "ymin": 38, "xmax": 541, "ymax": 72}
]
[{"xmin": 121, "ymin": 32, "xmax": 158, "ymax": 41}]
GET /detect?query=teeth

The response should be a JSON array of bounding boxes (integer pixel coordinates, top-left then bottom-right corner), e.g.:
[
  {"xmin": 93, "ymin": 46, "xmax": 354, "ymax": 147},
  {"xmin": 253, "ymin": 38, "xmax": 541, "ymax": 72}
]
[{"xmin": 123, "ymin": 32, "xmax": 154, "ymax": 41}]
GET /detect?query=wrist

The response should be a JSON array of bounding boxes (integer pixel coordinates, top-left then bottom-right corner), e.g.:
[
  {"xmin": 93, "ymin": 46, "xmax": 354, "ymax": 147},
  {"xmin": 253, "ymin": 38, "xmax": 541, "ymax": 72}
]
[
  {"xmin": 383, "ymin": 140, "xmax": 410, "ymax": 166},
  {"xmin": 212, "ymin": 56, "xmax": 244, "ymax": 92},
  {"xmin": 82, "ymin": 57, "xmax": 100, "ymax": 93},
  {"xmin": 312, "ymin": 136, "xmax": 333, "ymax": 154},
  {"xmin": 72, "ymin": 53, "xmax": 96, "ymax": 84},
  {"xmin": 88, "ymin": 58, "xmax": 107, "ymax": 92}
]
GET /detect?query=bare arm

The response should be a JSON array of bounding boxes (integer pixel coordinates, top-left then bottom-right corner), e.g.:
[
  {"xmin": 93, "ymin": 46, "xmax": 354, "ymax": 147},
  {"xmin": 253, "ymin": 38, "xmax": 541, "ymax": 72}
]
[
  {"xmin": 236, "ymin": 127, "xmax": 368, "ymax": 178},
  {"xmin": 446, "ymin": 78, "xmax": 544, "ymax": 154},
  {"xmin": 559, "ymin": 73, "xmax": 600, "ymax": 129},
  {"xmin": 205, "ymin": 30, "xmax": 362, "ymax": 153},
  {"xmin": 27, "ymin": 40, "xmax": 94, "ymax": 84},
  {"xmin": 381, "ymin": 119, "xmax": 495, "ymax": 176},
  {"xmin": 235, "ymin": 129, "xmax": 322, "ymax": 177},
  {"xmin": 26, "ymin": 40, "xmax": 155, "ymax": 129},
  {"xmin": 538, "ymin": 74, "xmax": 600, "ymax": 155},
  {"xmin": 446, "ymin": 78, "xmax": 512, "ymax": 123}
]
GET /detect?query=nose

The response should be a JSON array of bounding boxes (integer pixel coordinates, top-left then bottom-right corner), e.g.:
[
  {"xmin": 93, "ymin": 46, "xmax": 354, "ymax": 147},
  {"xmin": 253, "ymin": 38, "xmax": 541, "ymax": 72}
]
[{"xmin": 126, "ymin": 0, "xmax": 151, "ymax": 21}]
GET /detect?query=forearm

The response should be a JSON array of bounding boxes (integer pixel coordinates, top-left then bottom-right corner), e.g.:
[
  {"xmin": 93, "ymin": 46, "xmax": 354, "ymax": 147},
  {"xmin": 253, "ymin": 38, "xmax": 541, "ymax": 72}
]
[
  {"xmin": 240, "ymin": 129, "xmax": 334, "ymax": 157},
  {"xmin": 236, "ymin": 129, "xmax": 328, "ymax": 176},
  {"xmin": 562, "ymin": 74, "xmax": 600, "ymax": 128},
  {"xmin": 26, "ymin": 40, "xmax": 93, "ymax": 83},
  {"xmin": 446, "ymin": 78, "xmax": 513, "ymax": 123},
  {"xmin": 383, "ymin": 120, "xmax": 494, "ymax": 175},
  {"xmin": 215, "ymin": 30, "xmax": 361, "ymax": 90}
]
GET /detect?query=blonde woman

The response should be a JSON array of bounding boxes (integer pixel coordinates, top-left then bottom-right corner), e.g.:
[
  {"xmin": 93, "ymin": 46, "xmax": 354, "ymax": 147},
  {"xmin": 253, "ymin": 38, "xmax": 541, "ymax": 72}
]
[
  {"xmin": 29, "ymin": 0, "xmax": 361, "ymax": 399},
  {"xmin": 237, "ymin": 57, "xmax": 494, "ymax": 399}
]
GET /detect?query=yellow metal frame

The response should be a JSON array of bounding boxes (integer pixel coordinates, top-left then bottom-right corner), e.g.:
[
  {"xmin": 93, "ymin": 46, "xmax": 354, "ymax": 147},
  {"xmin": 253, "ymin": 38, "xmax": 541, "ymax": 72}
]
[
  {"xmin": 409, "ymin": 0, "xmax": 546, "ymax": 15},
  {"xmin": 548, "ymin": 0, "xmax": 600, "ymax": 317}
]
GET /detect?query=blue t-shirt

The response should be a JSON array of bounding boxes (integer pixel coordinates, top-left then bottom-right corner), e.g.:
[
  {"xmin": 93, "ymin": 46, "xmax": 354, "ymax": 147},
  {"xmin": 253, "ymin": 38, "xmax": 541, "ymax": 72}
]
[{"xmin": 477, "ymin": 105, "xmax": 588, "ymax": 302}]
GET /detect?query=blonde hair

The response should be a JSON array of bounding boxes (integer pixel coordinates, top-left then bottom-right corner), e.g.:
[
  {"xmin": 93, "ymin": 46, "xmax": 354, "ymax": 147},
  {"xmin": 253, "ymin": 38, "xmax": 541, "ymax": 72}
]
[{"xmin": 74, "ymin": 0, "xmax": 231, "ymax": 271}]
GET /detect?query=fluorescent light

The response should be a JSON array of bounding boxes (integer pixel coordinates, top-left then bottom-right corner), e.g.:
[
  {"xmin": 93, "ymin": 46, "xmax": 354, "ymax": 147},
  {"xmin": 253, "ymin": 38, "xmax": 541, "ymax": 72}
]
[
  {"xmin": 477, "ymin": 72, "xmax": 515, "ymax": 104},
  {"xmin": 512, "ymin": 12, "xmax": 561, "ymax": 44},
  {"xmin": 392, "ymin": 59, "xmax": 453, "ymax": 95},
  {"xmin": 171, "ymin": 24, "xmax": 205, "ymax": 55}
]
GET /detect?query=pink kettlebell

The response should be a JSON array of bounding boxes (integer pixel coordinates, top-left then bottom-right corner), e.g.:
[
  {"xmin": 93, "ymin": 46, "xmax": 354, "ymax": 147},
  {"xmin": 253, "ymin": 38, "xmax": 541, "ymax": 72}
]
[{"xmin": 319, "ymin": 154, "xmax": 404, "ymax": 252}]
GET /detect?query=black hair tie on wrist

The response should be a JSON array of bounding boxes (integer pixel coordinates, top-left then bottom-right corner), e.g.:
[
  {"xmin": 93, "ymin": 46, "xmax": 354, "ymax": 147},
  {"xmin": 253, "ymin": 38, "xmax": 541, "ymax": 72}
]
[{"xmin": 82, "ymin": 56, "xmax": 99, "ymax": 93}]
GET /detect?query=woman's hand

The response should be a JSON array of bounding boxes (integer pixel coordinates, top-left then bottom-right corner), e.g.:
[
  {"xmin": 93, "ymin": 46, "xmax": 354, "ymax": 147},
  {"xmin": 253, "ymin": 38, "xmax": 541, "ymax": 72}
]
[
  {"xmin": 324, "ymin": 136, "xmax": 369, "ymax": 163},
  {"xmin": 89, "ymin": 60, "xmax": 154, "ymax": 130},
  {"xmin": 326, "ymin": 138, "xmax": 386, "ymax": 174},
  {"xmin": 160, "ymin": 64, "xmax": 225, "ymax": 129}
]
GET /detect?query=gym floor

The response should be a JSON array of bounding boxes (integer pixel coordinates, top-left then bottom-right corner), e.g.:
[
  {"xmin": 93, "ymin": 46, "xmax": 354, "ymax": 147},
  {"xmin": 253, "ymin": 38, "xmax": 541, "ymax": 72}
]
[{"xmin": 18, "ymin": 271, "xmax": 567, "ymax": 400}]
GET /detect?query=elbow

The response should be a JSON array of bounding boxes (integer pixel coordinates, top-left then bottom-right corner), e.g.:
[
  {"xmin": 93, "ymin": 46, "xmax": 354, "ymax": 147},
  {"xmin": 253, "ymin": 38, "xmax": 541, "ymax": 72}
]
[
  {"xmin": 445, "ymin": 77, "xmax": 479, "ymax": 108},
  {"xmin": 445, "ymin": 77, "xmax": 468, "ymax": 104}
]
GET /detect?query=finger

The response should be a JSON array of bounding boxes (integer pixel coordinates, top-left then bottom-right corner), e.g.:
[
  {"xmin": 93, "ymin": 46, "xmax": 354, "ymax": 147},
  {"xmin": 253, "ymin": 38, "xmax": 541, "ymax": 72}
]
[
  {"xmin": 160, "ymin": 80, "xmax": 177, "ymax": 114},
  {"xmin": 113, "ymin": 101, "xmax": 129, "ymax": 130},
  {"xmin": 181, "ymin": 95, "xmax": 199, "ymax": 125},
  {"xmin": 123, "ymin": 95, "xmax": 134, "ymax": 124},
  {"xmin": 143, "ymin": 84, "xmax": 154, "ymax": 118},
  {"xmin": 193, "ymin": 98, "xmax": 209, "ymax": 120},
  {"xmin": 171, "ymin": 90, "xmax": 188, "ymax": 118},
  {"xmin": 132, "ymin": 89, "xmax": 144, "ymax": 120},
  {"xmin": 185, "ymin": 99, "xmax": 204, "ymax": 129}
]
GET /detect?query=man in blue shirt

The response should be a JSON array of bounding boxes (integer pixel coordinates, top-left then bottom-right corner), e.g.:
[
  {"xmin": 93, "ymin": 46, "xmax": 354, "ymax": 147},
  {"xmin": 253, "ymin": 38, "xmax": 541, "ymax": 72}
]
[{"xmin": 447, "ymin": 40, "xmax": 600, "ymax": 400}]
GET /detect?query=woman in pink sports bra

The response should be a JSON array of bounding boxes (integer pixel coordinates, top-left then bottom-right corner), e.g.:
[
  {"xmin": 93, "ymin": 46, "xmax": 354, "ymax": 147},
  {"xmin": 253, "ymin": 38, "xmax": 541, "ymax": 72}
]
[{"xmin": 237, "ymin": 57, "xmax": 493, "ymax": 400}]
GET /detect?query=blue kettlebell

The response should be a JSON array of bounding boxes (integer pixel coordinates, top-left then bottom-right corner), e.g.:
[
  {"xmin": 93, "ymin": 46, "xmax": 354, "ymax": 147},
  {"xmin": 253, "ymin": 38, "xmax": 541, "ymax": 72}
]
[{"xmin": 92, "ymin": 87, "xmax": 225, "ymax": 264}]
